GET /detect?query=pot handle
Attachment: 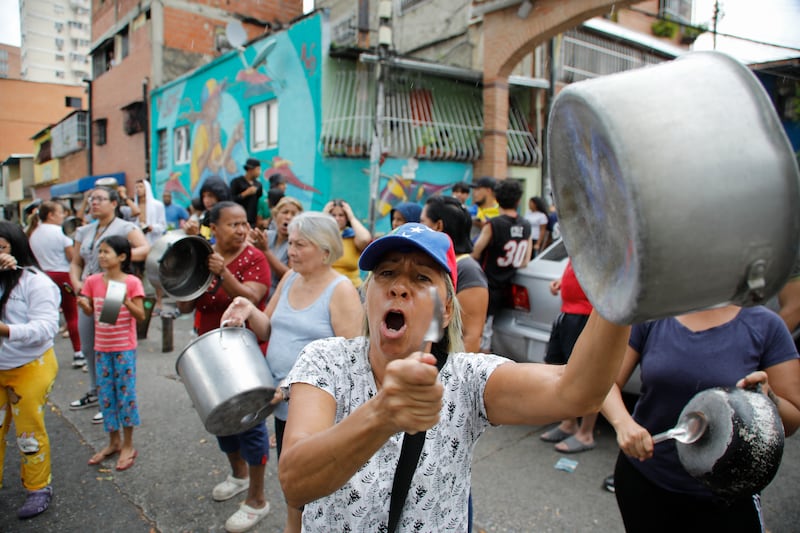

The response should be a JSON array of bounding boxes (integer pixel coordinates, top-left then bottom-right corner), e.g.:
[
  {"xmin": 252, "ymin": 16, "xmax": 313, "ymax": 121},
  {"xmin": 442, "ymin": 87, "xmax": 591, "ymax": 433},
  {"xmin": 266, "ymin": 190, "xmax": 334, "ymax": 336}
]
[{"xmin": 219, "ymin": 319, "xmax": 252, "ymax": 347}]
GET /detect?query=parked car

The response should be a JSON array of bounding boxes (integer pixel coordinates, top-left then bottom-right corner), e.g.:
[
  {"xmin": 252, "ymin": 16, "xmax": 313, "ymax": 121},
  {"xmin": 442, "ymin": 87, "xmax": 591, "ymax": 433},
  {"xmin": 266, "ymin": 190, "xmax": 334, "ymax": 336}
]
[{"xmin": 491, "ymin": 239, "xmax": 642, "ymax": 394}]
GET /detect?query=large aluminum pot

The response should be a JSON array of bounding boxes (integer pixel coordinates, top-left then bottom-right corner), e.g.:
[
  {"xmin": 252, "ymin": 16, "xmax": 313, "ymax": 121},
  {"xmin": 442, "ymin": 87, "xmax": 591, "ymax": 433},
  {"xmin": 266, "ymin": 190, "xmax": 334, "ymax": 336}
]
[
  {"xmin": 176, "ymin": 324, "xmax": 276, "ymax": 436},
  {"xmin": 145, "ymin": 230, "xmax": 214, "ymax": 300},
  {"xmin": 548, "ymin": 51, "xmax": 800, "ymax": 324},
  {"xmin": 675, "ymin": 386, "xmax": 784, "ymax": 499}
]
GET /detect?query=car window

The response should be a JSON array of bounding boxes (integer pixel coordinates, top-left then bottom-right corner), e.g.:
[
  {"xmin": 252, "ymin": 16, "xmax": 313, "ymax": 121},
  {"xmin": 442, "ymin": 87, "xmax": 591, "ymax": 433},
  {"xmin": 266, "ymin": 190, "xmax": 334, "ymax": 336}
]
[{"xmin": 538, "ymin": 239, "xmax": 567, "ymax": 262}]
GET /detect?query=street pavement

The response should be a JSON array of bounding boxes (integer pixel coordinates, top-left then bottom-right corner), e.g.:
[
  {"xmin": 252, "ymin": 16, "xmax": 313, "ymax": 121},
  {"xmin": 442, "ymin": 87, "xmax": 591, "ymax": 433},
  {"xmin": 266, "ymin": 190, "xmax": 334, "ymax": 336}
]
[{"xmin": 2, "ymin": 306, "xmax": 800, "ymax": 532}]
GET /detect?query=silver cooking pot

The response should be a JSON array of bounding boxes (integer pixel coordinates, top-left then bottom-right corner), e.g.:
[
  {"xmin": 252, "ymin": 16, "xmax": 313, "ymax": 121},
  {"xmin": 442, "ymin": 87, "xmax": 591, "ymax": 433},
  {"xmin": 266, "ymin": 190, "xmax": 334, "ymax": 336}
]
[
  {"xmin": 674, "ymin": 386, "xmax": 784, "ymax": 499},
  {"xmin": 548, "ymin": 51, "xmax": 800, "ymax": 324},
  {"xmin": 145, "ymin": 230, "xmax": 214, "ymax": 300},
  {"xmin": 176, "ymin": 323, "xmax": 276, "ymax": 436}
]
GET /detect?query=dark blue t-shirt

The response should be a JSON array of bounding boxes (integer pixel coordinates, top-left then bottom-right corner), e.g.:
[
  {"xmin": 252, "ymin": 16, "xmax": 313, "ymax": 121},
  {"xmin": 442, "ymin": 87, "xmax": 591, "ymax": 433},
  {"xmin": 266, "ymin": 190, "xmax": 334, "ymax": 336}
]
[{"xmin": 627, "ymin": 306, "xmax": 798, "ymax": 498}]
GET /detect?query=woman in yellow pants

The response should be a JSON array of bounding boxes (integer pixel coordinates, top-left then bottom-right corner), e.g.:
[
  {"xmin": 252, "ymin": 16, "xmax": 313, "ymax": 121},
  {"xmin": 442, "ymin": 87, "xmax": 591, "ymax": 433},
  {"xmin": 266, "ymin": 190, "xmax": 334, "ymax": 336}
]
[{"xmin": 0, "ymin": 221, "xmax": 60, "ymax": 520}]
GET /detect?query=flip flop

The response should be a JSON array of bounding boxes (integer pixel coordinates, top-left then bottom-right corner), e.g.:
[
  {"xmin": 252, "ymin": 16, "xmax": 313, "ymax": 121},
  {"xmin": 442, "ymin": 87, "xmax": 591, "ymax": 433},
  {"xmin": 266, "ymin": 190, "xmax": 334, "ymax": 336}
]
[
  {"xmin": 540, "ymin": 427, "xmax": 574, "ymax": 443},
  {"xmin": 116, "ymin": 449, "xmax": 138, "ymax": 471},
  {"xmin": 88, "ymin": 448, "xmax": 119, "ymax": 465},
  {"xmin": 555, "ymin": 435, "xmax": 596, "ymax": 453}
]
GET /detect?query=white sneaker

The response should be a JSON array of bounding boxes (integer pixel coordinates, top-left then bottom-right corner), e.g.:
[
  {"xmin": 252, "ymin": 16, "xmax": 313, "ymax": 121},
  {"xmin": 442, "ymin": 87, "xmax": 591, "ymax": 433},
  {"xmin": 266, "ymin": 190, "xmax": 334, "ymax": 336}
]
[
  {"xmin": 224, "ymin": 501, "xmax": 270, "ymax": 533},
  {"xmin": 212, "ymin": 475, "xmax": 249, "ymax": 502},
  {"xmin": 92, "ymin": 412, "xmax": 104, "ymax": 424}
]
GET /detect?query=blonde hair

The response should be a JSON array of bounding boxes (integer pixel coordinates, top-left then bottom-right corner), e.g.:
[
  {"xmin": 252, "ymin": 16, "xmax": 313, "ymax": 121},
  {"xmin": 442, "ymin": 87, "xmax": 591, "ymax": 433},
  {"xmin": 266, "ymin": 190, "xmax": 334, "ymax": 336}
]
[
  {"xmin": 362, "ymin": 270, "xmax": 464, "ymax": 354},
  {"xmin": 274, "ymin": 196, "xmax": 303, "ymax": 215}
]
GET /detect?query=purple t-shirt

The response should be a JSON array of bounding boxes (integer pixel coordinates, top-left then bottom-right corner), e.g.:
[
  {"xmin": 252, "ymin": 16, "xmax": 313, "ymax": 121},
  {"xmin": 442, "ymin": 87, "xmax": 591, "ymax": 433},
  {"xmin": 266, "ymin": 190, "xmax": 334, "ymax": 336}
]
[{"xmin": 627, "ymin": 306, "xmax": 798, "ymax": 497}]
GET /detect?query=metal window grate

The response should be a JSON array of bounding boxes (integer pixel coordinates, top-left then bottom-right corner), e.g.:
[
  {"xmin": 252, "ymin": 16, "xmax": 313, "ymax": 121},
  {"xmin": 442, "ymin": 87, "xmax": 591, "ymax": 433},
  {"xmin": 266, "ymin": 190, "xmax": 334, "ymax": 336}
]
[
  {"xmin": 321, "ymin": 66, "xmax": 539, "ymax": 166},
  {"xmin": 558, "ymin": 29, "xmax": 665, "ymax": 83}
]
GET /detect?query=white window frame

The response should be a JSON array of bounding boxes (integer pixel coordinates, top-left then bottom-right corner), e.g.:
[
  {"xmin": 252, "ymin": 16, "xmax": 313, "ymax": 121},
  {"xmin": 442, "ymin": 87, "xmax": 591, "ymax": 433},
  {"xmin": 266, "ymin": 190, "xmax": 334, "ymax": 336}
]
[
  {"xmin": 250, "ymin": 100, "xmax": 278, "ymax": 152},
  {"xmin": 157, "ymin": 129, "xmax": 168, "ymax": 170},
  {"xmin": 174, "ymin": 125, "xmax": 191, "ymax": 165}
]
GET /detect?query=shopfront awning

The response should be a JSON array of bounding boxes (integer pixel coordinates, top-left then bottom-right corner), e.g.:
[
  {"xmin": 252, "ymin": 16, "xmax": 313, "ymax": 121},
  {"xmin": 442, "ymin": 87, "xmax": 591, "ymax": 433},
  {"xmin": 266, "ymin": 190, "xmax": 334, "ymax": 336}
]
[{"xmin": 49, "ymin": 172, "xmax": 126, "ymax": 198}]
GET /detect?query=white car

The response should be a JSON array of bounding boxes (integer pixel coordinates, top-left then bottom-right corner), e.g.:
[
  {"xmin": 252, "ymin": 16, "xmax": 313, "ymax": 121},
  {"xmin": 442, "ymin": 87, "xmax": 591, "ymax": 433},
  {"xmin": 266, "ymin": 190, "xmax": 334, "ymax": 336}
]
[{"xmin": 491, "ymin": 239, "xmax": 641, "ymax": 395}]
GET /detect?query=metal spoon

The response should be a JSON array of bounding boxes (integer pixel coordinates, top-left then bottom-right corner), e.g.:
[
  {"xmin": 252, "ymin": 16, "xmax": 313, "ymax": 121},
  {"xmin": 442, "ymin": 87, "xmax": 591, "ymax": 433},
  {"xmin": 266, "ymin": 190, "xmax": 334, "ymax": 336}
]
[
  {"xmin": 419, "ymin": 286, "xmax": 445, "ymax": 352},
  {"xmin": 652, "ymin": 411, "xmax": 709, "ymax": 444}
]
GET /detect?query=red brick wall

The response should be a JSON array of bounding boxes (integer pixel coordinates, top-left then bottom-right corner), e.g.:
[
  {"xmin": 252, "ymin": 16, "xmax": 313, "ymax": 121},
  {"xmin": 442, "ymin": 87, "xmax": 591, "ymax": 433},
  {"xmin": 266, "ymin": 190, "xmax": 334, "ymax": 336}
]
[
  {"xmin": 58, "ymin": 150, "xmax": 89, "ymax": 183},
  {"xmin": 163, "ymin": 1, "xmax": 303, "ymax": 53}
]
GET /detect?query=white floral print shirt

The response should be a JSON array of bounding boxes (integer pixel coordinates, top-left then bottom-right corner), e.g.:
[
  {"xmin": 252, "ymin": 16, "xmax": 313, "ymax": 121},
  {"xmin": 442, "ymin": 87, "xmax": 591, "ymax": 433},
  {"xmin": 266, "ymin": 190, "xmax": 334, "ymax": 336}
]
[{"xmin": 287, "ymin": 336, "xmax": 509, "ymax": 532}]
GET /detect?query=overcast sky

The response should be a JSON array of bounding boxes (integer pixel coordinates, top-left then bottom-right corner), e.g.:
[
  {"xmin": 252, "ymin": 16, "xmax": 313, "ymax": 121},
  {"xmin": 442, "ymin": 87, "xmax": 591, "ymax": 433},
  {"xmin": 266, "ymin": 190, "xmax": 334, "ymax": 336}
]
[{"xmin": 0, "ymin": 0, "xmax": 798, "ymax": 62}]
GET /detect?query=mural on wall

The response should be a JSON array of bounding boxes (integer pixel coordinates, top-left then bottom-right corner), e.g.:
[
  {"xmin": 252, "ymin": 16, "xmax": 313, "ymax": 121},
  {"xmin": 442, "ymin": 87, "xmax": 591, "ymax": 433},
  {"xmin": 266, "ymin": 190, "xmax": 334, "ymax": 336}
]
[
  {"xmin": 151, "ymin": 14, "xmax": 324, "ymax": 207},
  {"xmin": 150, "ymin": 12, "xmax": 473, "ymax": 234}
]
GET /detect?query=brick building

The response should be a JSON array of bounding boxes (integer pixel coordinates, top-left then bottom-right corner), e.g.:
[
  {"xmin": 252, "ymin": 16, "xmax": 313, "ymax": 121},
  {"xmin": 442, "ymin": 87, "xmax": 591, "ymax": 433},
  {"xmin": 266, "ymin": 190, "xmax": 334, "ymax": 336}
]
[
  {"xmin": 49, "ymin": 0, "xmax": 303, "ymax": 198},
  {"xmin": 0, "ymin": 44, "xmax": 21, "ymax": 79}
]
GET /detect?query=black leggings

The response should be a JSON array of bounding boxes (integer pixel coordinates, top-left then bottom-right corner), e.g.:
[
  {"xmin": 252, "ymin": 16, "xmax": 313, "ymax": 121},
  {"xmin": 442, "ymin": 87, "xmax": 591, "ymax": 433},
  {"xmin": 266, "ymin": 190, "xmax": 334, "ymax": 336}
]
[{"xmin": 613, "ymin": 453, "xmax": 764, "ymax": 533}]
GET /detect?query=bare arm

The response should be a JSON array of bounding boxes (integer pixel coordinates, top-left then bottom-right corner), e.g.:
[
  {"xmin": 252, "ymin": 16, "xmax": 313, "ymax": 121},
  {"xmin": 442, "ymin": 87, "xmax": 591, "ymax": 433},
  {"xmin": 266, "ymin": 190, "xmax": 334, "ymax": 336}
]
[
  {"xmin": 124, "ymin": 295, "xmax": 146, "ymax": 322},
  {"xmin": 279, "ymin": 351, "xmax": 442, "ymax": 507},
  {"xmin": 520, "ymin": 236, "xmax": 533, "ymax": 269},
  {"xmin": 600, "ymin": 346, "xmax": 653, "ymax": 460},
  {"xmin": 738, "ymin": 359, "xmax": 800, "ymax": 437},
  {"xmin": 126, "ymin": 227, "xmax": 150, "ymax": 262},
  {"xmin": 778, "ymin": 278, "xmax": 800, "ymax": 332},
  {"xmin": 457, "ymin": 286, "xmax": 488, "ymax": 353},
  {"xmin": 484, "ymin": 311, "xmax": 630, "ymax": 425},
  {"xmin": 329, "ymin": 281, "xmax": 364, "ymax": 339},
  {"xmin": 536, "ymin": 223, "xmax": 547, "ymax": 251},
  {"xmin": 69, "ymin": 240, "xmax": 85, "ymax": 292},
  {"xmin": 470, "ymin": 223, "xmax": 492, "ymax": 261},
  {"xmin": 342, "ymin": 201, "xmax": 371, "ymax": 251}
]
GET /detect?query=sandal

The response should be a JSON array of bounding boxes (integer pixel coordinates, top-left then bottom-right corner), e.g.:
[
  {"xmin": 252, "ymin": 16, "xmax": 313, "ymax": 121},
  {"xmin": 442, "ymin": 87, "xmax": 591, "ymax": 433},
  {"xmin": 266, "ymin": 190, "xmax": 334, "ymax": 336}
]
[
  {"xmin": 540, "ymin": 427, "xmax": 574, "ymax": 443},
  {"xmin": 116, "ymin": 449, "xmax": 138, "ymax": 471},
  {"xmin": 224, "ymin": 502, "xmax": 271, "ymax": 533}
]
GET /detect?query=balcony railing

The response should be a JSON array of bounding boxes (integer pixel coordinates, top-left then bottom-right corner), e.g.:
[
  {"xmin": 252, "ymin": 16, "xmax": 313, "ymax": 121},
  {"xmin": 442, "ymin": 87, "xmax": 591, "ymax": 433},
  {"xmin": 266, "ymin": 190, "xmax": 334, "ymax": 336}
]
[{"xmin": 321, "ymin": 67, "xmax": 540, "ymax": 166}]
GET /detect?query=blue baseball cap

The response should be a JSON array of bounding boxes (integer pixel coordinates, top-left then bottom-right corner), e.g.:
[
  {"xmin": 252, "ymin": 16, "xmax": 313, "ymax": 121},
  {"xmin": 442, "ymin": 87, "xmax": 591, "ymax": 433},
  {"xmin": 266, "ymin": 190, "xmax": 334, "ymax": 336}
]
[{"xmin": 359, "ymin": 223, "xmax": 457, "ymax": 288}]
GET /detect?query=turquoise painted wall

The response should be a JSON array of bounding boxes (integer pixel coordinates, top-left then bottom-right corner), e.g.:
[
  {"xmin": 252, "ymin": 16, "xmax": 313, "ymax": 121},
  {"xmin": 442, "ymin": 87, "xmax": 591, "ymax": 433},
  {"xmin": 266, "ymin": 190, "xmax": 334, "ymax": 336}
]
[{"xmin": 150, "ymin": 12, "xmax": 472, "ymax": 236}]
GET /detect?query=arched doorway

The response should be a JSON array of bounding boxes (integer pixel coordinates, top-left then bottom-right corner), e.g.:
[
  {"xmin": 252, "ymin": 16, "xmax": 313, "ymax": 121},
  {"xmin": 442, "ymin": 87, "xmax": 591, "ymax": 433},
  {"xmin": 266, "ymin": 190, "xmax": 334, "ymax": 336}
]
[{"xmin": 476, "ymin": 0, "xmax": 637, "ymax": 179}]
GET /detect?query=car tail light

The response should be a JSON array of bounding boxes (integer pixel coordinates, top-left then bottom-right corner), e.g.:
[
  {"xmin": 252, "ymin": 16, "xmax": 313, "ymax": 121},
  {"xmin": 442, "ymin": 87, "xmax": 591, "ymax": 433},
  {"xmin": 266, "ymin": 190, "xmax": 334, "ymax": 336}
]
[{"xmin": 509, "ymin": 284, "xmax": 530, "ymax": 312}]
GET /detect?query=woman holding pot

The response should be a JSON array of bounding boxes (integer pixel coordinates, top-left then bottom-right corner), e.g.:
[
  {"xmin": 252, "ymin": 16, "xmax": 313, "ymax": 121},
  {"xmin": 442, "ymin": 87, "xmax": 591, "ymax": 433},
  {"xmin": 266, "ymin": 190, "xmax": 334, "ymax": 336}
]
[
  {"xmin": 176, "ymin": 201, "xmax": 271, "ymax": 533},
  {"xmin": 68, "ymin": 187, "xmax": 149, "ymax": 424},
  {"xmin": 0, "ymin": 221, "xmax": 60, "ymax": 519},
  {"xmin": 601, "ymin": 305, "xmax": 800, "ymax": 532},
  {"xmin": 222, "ymin": 211, "xmax": 363, "ymax": 532}
]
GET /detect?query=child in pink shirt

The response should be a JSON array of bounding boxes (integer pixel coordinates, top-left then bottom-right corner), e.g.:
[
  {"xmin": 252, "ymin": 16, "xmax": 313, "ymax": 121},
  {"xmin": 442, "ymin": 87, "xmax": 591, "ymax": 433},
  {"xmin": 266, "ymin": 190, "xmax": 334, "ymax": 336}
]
[{"xmin": 78, "ymin": 235, "xmax": 145, "ymax": 471}]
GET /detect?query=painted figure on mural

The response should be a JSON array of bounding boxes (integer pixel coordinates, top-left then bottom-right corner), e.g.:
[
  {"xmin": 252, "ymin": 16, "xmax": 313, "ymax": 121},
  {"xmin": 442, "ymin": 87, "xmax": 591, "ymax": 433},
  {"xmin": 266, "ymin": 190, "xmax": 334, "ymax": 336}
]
[{"xmin": 188, "ymin": 79, "xmax": 244, "ymax": 194}]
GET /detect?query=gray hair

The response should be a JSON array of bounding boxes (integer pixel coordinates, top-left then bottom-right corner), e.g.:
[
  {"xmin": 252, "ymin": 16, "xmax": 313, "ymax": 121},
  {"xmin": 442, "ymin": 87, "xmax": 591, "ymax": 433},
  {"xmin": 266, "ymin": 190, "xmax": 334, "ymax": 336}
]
[{"xmin": 287, "ymin": 211, "xmax": 344, "ymax": 265}]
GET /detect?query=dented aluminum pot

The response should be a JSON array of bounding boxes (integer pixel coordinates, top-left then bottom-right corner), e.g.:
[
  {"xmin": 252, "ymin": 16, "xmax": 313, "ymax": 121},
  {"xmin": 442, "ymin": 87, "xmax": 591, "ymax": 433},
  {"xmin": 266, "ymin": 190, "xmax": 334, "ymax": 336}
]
[
  {"xmin": 145, "ymin": 230, "xmax": 214, "ymax": 301},
  {"xmin": 675, "ymin": 386, "xmax": 784, "ymax": 499},
  {"xmin": 548, "ymin": 51, "xmax": 800, "ymax": 324}
]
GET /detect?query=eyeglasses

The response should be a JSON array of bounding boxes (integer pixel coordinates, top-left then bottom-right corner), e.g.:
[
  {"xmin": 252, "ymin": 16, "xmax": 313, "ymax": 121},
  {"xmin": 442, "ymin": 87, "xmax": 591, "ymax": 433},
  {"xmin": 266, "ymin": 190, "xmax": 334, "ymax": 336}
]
[{"xmin": 89, "ymin": 196, "xmax": 111, "ymax": 203}]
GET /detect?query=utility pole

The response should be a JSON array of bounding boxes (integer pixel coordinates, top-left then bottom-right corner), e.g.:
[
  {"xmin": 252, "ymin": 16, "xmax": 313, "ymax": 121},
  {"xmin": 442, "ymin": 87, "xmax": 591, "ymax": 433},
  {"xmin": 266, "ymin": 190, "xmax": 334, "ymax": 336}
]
[
  {"xmin": 712, "ymin": 0, "xmax": 720, "ymax": 50},
  {"xmin": 367, "ymin": 1, "xmax": 392, "ymax": 235}
]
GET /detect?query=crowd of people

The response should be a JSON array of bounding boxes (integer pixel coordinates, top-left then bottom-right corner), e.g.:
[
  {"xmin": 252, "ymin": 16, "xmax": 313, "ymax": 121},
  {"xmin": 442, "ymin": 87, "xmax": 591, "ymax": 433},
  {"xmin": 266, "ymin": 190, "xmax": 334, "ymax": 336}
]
[{"xmin": 1, "ymin": 164, "xmax": 798, "ymax": 533}]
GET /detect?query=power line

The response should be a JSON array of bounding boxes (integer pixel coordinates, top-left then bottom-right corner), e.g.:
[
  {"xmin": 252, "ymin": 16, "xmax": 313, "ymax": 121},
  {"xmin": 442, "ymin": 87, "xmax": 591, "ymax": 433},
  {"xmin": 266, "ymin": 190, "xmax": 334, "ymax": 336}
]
[{"xmin": 628, "ymin": 5, "xmax": 800, "ymax": 53}]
